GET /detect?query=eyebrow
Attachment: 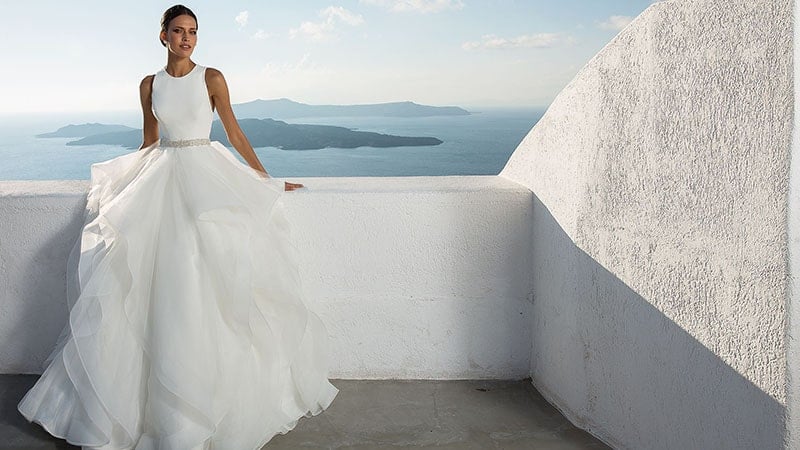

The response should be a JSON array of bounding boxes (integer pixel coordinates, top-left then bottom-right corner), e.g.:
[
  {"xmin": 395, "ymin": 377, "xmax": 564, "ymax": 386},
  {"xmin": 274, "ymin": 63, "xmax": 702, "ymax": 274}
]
[{"xmin": 171, "ymin": 26, "xmax": 197, "ymax": 30}]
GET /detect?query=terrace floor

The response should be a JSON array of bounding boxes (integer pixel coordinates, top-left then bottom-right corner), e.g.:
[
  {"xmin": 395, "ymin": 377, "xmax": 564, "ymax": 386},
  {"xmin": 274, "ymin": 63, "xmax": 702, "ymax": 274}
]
[{"xmin": 1, "ymin": 376, "xmax": 609, "ymax": 449}]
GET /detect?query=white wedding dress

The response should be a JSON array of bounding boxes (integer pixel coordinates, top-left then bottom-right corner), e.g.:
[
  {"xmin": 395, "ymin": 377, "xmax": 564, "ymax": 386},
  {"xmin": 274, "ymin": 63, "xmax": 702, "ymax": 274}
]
[{"xmin": 17, "ymin": 63, "xmax": 339, "ymax": 450}]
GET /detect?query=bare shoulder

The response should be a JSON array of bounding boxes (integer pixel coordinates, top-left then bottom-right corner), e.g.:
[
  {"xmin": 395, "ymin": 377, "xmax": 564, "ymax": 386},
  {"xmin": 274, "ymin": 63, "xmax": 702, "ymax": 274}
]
[
  {"xmin": 139, "ymin": 74, "xmax": 155, "ymax": 92},
  {"xmin": 205, "ymin": 66, "xmax": 224, "ymax": 77},
  {"xmin": 205, "ymin": 67, "xmax": 226, "ymax": 86}
]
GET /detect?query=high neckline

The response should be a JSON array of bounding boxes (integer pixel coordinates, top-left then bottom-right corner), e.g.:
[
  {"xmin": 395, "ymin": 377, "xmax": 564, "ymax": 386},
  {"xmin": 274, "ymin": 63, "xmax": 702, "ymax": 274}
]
[{"xmin": 163, "ymin": 63, "xmax": 198, "ymax": 79}]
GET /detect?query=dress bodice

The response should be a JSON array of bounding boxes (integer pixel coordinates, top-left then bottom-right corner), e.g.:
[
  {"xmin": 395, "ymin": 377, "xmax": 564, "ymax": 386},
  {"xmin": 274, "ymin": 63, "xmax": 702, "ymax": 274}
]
[{"xmin": 151, "ymin": 63, "xmax": 213, "ymax": 143}]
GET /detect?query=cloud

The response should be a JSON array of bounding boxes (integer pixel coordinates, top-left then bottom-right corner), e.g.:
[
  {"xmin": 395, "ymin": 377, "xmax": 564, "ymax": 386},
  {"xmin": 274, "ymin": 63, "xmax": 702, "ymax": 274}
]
[
  {"xmin": 462, "ymin": 33, "xmax": 565, "ymax": 50},
  {"xmin": 251, "ymin": 29, "xmax": 270, "ymax": 40},
  {"xmin": 597, "ymin": 15, "xmax": 633, "ymax": 31},
  {"xmin": 235, "ymin": 11, "xmax": 249, "ymax": 29},
  {"xmin": 289, "ymin": 6, "xmax": 364, "ymax": 42},
  {"xmin": 360, "ymin": 0, "xmax": 464, "ymax": 13},
  {"xmin": 324, "ymin": 6, "xmax": 365, "ymax": 25},
  {"xmin": 260, "ymin": 53, "xmax": 333, "ymax": 82},
  {"xmin": 262, "ymin": 53, "xmax": 313, "ymax": 75}
]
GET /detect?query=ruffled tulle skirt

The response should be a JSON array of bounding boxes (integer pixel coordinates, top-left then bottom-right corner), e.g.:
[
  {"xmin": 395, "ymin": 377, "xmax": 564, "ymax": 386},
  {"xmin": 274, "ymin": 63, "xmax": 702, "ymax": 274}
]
[{"xmin": 17, "ymin": 140, "xmax": 339, "ymax": 450}]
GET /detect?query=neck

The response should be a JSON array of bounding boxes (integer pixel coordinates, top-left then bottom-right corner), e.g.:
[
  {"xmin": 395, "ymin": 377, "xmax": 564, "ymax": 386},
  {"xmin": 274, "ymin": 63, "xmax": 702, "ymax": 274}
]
[{"xmin": 165, "ymin": 56, "xmax": 196, "ymax": 77}]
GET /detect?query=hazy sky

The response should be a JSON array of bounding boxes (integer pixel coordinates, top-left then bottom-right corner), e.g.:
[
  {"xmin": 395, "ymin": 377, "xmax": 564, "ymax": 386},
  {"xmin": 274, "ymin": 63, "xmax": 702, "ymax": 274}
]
[{"xmin": 1, "ymin": 0, "xmax": 658, "ymax": 113}]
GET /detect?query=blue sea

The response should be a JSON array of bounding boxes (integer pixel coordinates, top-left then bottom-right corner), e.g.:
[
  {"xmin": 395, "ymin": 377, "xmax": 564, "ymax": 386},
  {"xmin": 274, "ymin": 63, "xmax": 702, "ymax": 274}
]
[{"xmin": 0, "ymin": 107, "xmax": 544, "ymax": 180}]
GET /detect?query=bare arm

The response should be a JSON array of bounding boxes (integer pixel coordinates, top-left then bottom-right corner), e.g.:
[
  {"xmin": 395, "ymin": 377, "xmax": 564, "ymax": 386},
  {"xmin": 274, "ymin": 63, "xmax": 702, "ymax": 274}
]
[
  {"xmin": 205, "ymin": 68, "xmax": 269, "ymax": 176},
  {"xmin": 138, "ymin": 75, "xmax": 159, "ymax": 150},
  {"xmin": 206, "ymin": 68, "xmax": 304, "ymax": 191}
]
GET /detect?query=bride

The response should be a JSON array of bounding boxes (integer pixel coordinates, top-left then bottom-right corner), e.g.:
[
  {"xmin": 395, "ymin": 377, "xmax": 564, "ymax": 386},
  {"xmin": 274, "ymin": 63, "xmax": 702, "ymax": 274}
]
[{"xmin": 17, "ymin": 4, "xmax": 339, "ymax": 449}]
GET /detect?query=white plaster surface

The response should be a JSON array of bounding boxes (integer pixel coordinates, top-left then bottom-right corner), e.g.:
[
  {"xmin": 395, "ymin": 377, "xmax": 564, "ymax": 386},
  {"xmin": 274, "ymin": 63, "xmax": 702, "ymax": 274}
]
[
  {"xmin": 788, "ymin": 0, "xmax": 800, "ymax": 444},
  {"xmin": 0, "ymin": 176, "xmax": 533, "ymax": 380},
  {"xmin": 500, "ymin": 0, "xmax": 792, "ymax": 448}
]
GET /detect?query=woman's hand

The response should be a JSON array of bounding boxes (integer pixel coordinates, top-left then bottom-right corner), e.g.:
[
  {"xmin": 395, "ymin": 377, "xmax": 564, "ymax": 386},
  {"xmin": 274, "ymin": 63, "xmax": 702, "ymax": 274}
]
[
  {"xmin": 284, "ymin": 181, "xmax": 304, "ymax": 191},
  {"xmin": 254, "ymin": 169, "xmax": 303, "ymax": 191}
]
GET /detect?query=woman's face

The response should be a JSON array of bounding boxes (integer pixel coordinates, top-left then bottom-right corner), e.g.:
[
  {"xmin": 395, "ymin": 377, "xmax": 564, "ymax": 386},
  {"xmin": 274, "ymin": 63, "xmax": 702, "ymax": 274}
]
[{"xmin": 161, "ymin": 14, "xmax": 197, "ymax": 56}]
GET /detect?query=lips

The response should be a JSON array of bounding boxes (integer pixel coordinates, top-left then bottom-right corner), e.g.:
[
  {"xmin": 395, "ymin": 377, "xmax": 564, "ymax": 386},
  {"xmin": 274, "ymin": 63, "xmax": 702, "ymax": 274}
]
[{"xmin": 180, "ymin": 44, "xmax": 191, "ymax": 50}]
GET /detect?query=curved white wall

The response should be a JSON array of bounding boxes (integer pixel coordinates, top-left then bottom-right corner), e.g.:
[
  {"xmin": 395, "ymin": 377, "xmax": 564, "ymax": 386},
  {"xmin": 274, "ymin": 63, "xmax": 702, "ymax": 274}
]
[
  {"xmin": 0, "ymin": 177, "xmax": 534, "ymax": 380},
  {"xmin": 790, "ymin": 0, "xmax": 800, "ymax": 444},
  {"xmin": 500, "ymin": 0, "xmax": 793, "ymax": 448}
]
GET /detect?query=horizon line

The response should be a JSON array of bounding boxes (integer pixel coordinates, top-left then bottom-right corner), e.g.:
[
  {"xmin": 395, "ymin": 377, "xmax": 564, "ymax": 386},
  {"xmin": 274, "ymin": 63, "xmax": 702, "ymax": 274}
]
[{"xmin": 0, "ymin": 98, "xmax": 551, "ymax": 117}]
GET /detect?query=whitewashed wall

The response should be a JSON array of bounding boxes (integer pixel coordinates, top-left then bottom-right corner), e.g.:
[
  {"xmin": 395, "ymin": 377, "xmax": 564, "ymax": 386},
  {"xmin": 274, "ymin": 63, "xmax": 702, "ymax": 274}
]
[
  {"xmin": 788, "ymin": 0, "xmax": 800, "ymax": 443},
  {"xmin": 0, "ymin": 176, "xmax": 533, "ymax": 380},
  {"xmin": 500, "ymin": 0, "xmax": 793, "ymax": 448}
]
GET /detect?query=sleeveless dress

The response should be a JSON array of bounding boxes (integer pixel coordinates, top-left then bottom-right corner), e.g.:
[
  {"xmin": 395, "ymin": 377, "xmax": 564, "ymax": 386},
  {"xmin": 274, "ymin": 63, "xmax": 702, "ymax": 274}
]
[{"xmin": 16, "ymin": 63, "xmax": 339, "ymax": 450}]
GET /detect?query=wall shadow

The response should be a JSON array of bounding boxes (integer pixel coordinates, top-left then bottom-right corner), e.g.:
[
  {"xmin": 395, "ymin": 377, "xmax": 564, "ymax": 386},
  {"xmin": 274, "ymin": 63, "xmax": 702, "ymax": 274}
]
[
  {"xmin": 530, "ymin": 194, "xmax": 785, "ymax": 449},
  {"xmin": 0, "ymin": 374, "xmax": 80, "ymax": 447},
  {"xmin": 6, "ymin": 199, "xmax": 86, "ymax": 374}
]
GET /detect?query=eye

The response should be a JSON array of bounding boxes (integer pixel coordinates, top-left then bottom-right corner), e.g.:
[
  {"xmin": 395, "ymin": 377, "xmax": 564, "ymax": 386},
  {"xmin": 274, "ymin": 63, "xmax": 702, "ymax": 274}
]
[{"xmin": 190, "ymin": 31, "xmax": 196, "ymax": 35}]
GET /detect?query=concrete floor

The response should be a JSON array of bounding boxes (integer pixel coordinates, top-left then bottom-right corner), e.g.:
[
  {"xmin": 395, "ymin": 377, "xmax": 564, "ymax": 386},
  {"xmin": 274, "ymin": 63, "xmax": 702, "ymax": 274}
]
[{"xmin": 1, "ymin": 375, "xmax": 609, "ymax": 449}]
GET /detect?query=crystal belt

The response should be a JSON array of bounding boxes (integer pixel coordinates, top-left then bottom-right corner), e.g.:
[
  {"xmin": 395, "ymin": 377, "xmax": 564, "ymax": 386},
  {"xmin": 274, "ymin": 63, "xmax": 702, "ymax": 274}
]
[{"xmin": 160, "ymin": 138, "xmax": 211, "ymax": 148}]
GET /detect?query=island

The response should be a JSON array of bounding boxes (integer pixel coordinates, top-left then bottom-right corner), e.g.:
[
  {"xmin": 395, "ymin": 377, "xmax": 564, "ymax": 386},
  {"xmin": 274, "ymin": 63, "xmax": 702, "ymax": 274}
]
[
  {"xmin": 54, "ymin": 118, "xmax": 443, "ymax": 150},
  {"xmin": 36, "ymin": 123, "xmax": 137, "ymax": 138},
  {"xmin": 233, "ymin": 98, "xmax": 471, "ymax": 119}
]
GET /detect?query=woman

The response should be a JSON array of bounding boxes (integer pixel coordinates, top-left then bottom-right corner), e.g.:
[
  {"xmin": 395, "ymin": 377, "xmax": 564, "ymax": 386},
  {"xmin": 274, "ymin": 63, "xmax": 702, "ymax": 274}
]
[
  {"xmin": 142, "ymin": 5, "xmax": 304, "ymax": 192},
  {"xmin": 17, "ymin": 4, "xmax": 339, "ymax": 449}
]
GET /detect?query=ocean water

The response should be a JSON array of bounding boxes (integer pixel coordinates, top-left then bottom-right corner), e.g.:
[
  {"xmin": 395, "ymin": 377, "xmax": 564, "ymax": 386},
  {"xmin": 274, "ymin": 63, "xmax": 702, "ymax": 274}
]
[{"xmin": 0, "ymin": 107, "xmax": 544, "ymax": 180}]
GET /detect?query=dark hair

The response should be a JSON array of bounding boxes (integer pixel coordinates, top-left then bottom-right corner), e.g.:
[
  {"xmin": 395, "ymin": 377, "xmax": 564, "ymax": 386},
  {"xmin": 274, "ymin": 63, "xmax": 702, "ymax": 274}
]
[{"xmin": 160, "ymin": 5, "xmax": 197, "ymax": 47}]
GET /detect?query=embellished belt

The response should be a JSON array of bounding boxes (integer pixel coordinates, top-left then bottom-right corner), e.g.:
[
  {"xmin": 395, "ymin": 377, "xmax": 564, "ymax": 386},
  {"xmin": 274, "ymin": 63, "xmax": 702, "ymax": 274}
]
[{"xmin": 160, "ymin": 138, "xmax": 211, "ymax": 148}]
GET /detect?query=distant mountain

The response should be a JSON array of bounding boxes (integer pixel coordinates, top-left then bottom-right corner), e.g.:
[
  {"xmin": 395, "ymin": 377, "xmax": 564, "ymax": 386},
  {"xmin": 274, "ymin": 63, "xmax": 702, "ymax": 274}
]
[
  {"xmin": 222, "ymin": 118, "xmax": 442, "ymax": 149},
  {"xmin": 66, "ymin": 129, "xmax": 142, "ymax": 147},
  {"xmin": 36, "ymin": 123, "xmax": 137, "ymax": 138},
  {"xmin": 63, "ymin": 118, "xmax": 442, "ymax": 150},
  {"xmin": 232, "ymin": 98, "xmax": 471, "ymax": 119}
]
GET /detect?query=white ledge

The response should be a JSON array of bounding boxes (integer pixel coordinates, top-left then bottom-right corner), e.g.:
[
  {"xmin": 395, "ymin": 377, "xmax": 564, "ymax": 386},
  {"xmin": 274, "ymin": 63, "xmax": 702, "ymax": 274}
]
[
  {"xmin": 0, "ymin": 175, "xmax": 534, "ymax": 380},
  {"xmin": 0, "ymin": 175, "xmax": 526, "ymax": 196}
]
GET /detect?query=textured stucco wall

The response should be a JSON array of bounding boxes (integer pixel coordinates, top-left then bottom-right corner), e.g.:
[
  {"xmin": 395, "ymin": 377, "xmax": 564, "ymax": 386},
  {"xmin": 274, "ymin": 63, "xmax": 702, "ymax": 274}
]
[
  {"xmin": 788, "ymin": 0, "xmax": 800, "ymax": 445},
  {"xmin": 500, "ymin": 0, "xmax": 792, "ymax": 448},
  {"xmin": 0, "ymin": 176, "xmax": 533, "ymax": 380}
]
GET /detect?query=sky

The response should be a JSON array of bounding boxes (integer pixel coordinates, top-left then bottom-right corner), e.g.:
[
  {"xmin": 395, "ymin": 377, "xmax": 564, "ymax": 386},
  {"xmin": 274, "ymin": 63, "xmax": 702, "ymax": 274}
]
[{"xmin": 0, "ymin": 0, "xmax": 658, "ymax": 114}]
